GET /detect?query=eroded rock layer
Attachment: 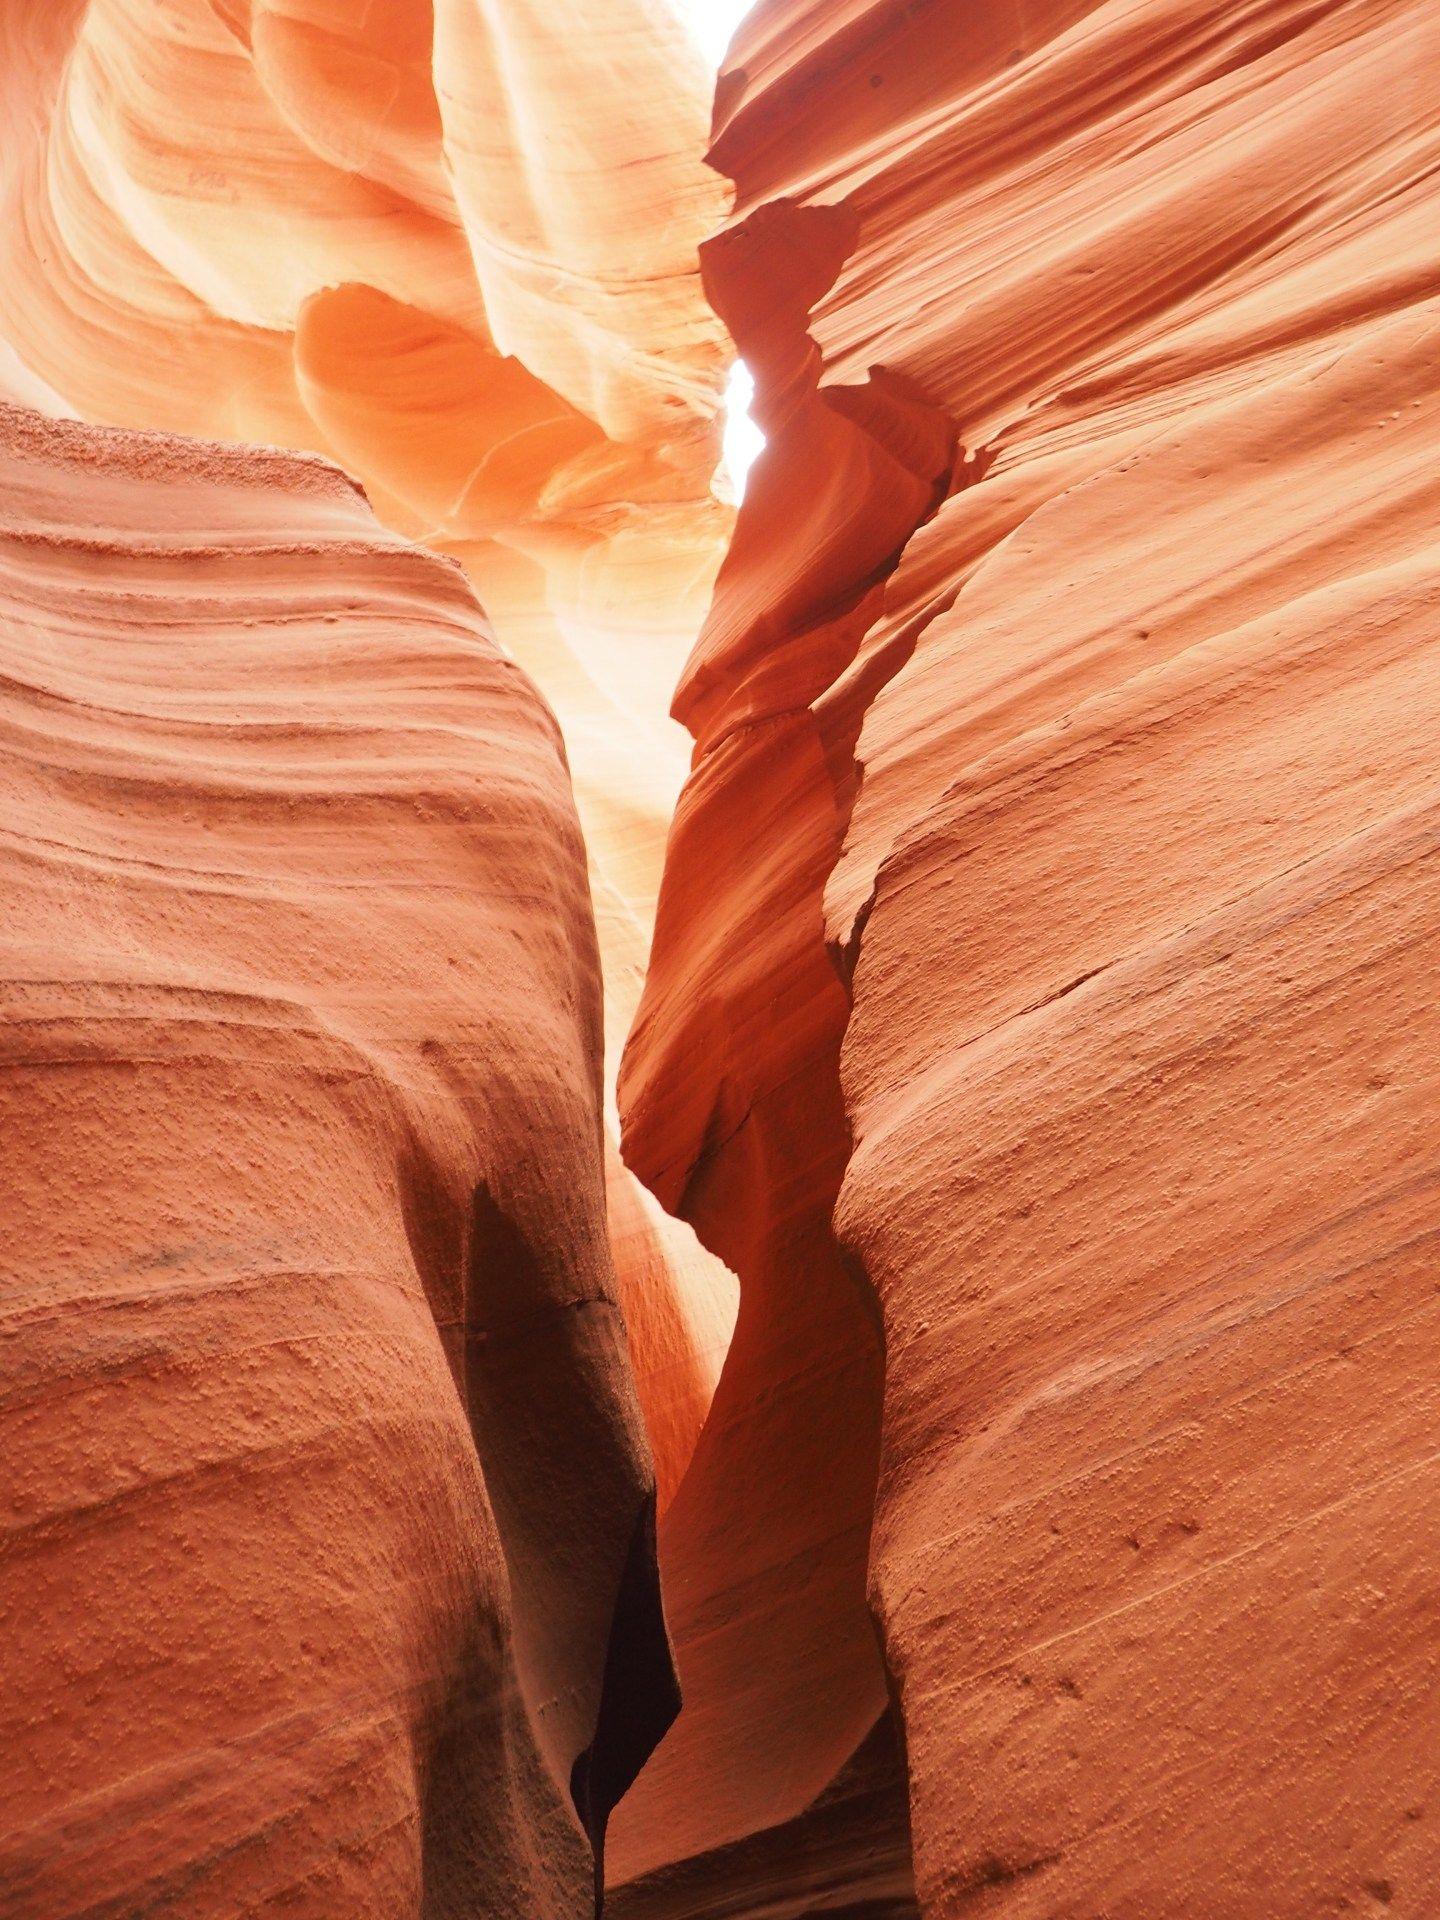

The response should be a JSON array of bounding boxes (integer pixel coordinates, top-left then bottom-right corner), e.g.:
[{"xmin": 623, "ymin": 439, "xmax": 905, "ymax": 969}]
[
  {"xmin": 616, "ymin": 0, "xmax": 1440, "ymax": 1913},
  {"xmin": 5, "ymin": 1, "xmax": 1439, "ymax": 1915},
  {"xmin": 0, "ymin": 403, "xmax": 673, "ymax": 1917},
  {"xmin": 0, "ymin": 0, "xmax": 741, "ymax": 1503},
  {"xmin": 0, "ymin": 0, "xmax": 727, "ymax": 872}
]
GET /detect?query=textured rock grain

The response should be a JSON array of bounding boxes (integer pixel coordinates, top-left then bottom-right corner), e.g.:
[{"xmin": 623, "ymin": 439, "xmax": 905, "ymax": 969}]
[
  {"xmin": 0, "ymin": 0, "xmax": 740, "ymax": 1497},
  {"xmin": 5, "ymin": 2, "xmax": 1440, "ymax": 1915},
  {"xmin": 614, "ymin": 0, "xmax": 1440, "ymax": 1913},
  {"xmin": 0, "ymin": 402, "xmax": 673, "ymax": 1918}
]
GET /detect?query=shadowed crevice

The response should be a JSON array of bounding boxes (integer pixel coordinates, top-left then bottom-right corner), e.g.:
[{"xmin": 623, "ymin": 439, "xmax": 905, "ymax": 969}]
[{"xmin": 571, "ymin": 1491, "xmax": 683, "ymax": 1914}]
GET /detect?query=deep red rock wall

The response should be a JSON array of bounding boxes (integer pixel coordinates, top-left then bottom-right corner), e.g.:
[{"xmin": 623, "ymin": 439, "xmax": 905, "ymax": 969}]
[
  {"xmin": 614, "ymin": 0, "xmax": 1440, "ymax": 1913},
  {"xmin": 0, "ymin": 403, "xmax": 672, "ymax": 1917},
  {"xmin": 3, "ymin": 3, "xmax": 1439, "ymax": 1916}
]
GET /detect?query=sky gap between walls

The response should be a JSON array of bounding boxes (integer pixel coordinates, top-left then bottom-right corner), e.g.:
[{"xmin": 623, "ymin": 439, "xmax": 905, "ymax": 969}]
[{"xmin": 673, "ymin": 0, "xmax": 763, "ymax": 496}]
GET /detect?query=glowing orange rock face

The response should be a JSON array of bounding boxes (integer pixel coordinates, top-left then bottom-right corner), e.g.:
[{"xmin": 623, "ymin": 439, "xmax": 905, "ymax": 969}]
[
  {"xmin": 7, "ymin": 1, "xmax": 1440, "ymax": 1916},
  {"xmin": 0, "ymin": 0, "xmax": 728, "ymax": 827},
  {"xmin": 0, "ymin": 0, "xmax": 738, "ymax": 1503},
  {"xmin": 613, "ymin": 0, "xmax": 1440, "ymax": 1912},
  {"xmin": 0, "ymin": 403, "xmax": 676, "ymax": 1916}
]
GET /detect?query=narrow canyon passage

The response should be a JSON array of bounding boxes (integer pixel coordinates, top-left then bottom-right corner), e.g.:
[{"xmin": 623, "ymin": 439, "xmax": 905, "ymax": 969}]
[{"xmin": 3, "ymin": 3, "xmax": 1440, "ymax": 1919}]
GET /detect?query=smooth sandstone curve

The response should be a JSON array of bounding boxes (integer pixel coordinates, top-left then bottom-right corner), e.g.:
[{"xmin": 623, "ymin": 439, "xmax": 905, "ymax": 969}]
[
  {"xmin": 0, "ymin": 0, "xmax": 740, "ymax": 1502},
  {"xmin": 615, "ymin": 0, "xmax": 1440, "ymax": 1913},
  {"xmin": 0, "ymin": 402, "xmax": 674, "ymax": 1917}
]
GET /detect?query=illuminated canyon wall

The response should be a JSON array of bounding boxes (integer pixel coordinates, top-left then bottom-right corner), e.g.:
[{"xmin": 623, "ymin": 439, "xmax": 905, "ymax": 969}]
[
  {"xmin": 0, "ymin": 0, "xmax": 741, "ymax": 1510},
  {"xmin": 0, "ymin": 401, "xmax": 675, "ymax": 1916},
  {"xmin": 0, "ymin": 4, "xmax": 721, "ymax": 1911},
  {"xmin": 4, "ymin": 2, "xmax": 1439, "ymax": 1918},
  {"xmin": 611, "ymin": 0, "xmax": 1440, "ymax": 1913}
]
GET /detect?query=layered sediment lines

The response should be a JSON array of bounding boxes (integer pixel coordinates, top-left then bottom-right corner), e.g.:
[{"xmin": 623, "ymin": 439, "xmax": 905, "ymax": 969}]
[
  {"xmin": 5, "ymin": 3, "xmax": 1439, "ymax": 1915},
  {"xmin": 0, "ymin": 0, "xmax": 740, "ymax": 1499},
  {"xmin": 615, "ymin": 0, "xmax": 1440, "ymax": 1912},
  {"xmin": 0, "ymin": 403, "xmax": 675, "ymax": 1917}
]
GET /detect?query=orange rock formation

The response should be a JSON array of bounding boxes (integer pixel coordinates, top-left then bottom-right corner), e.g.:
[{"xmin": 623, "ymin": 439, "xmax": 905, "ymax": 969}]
[
  {"xmin": 612, "ymin": 0, "xmax": 1440, "ymax": 1912},
  {"xmin": 0, "ymin": 402, "xmax": 673, "ymax": 1914},
  {"xmin": 0, "ymin": 0, "xmax": 740, "ymax": 1509},
  {"xmin": 4, "ymin": 1, "xmax": 1440, "ymax": 1917}
]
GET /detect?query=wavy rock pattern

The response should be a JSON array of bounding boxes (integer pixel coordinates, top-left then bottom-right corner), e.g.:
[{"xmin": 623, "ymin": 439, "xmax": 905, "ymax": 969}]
[
  {"xmin": 0, "ymin": 0, "xmax": 740, "ymax": 1504},
  {"xmin": 613, "ymin": 0, "xmax": 1440, "ymax": 1912},
  {"xmin": 0, "ymin": 402, "xmax": 674, "ymax": 1917},
  {"xmin": 5, "ymin": 2, "xmax": 1440, "ymax": 1917}
]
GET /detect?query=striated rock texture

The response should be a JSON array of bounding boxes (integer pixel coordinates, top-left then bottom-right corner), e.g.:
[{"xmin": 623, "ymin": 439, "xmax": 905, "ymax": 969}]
[
  {"xmin": 6, "ymin": 2, "xmax": 1440, "ymax": 1917},
  {"xmin": 0, "ymin": 403, "xmax": 675, "ymax": 1917},
  {"xmin": 0, "ymin": 0, "xmax": 740, "ymax": 1504},
  {"xmin": 0, "ymin": 0, "xmax": 726, "ymax": 892},
  {"xmin": 615, "ymin": 0, "xmax": 1440, "ymax": 1914}
]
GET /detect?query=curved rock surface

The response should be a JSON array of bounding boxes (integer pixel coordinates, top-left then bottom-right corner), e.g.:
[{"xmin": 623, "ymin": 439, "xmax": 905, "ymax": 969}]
[
  {"xmin": 0, "ymin": 0, "xmax": 727, "ymax": 861},
  {"xmin": 0, "ymin": 402, "xmax": 674, "ymax": 1917},
  {"xmin": 5, "ymin": 1, "xmax": 1440, "ymax": 1916},
  {"xmin": 613, "ymin": 0, "xmax": 1440, "ymax": 1912},
  {"xmin": 0, "ymin": 0, "xmax": 740, "ymax": 1503}
]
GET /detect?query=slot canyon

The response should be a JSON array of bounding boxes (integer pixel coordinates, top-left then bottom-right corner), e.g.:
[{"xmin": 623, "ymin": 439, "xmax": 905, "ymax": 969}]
[{"xmin": 1, "ymin": 2, "xmax": 1437, "ymax": 1917}]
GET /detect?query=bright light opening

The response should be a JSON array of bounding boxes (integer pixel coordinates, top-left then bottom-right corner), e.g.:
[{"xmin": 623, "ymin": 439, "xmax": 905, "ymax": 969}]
[
  {"xmin": 676, "ymin": 0, "xmax": 764, "ymax": 498},
  {"xmin": 675, "ymin": 0, "xmax": 753, "ymax": 66},
  {"xmin": 720, "ymin": 360, "xmax": 764, "ymax": 500}
]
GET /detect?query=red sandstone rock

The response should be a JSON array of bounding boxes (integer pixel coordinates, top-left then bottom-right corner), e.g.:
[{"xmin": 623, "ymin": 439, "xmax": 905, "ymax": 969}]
[
  {"xmin": 613, "ymin": 0, "xmax": 1440, "ymax": 1913},
  {"xmin": 0, "ymin": 0, "xmax": 740, "ymax": 1499},
  {"xmin": 0, "ymin": 403, "xmax": 674, "ymax": 1916},
  {"xmin": 5, "ymin": 2, "xmax": 1440, "ymax": 1916}
]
